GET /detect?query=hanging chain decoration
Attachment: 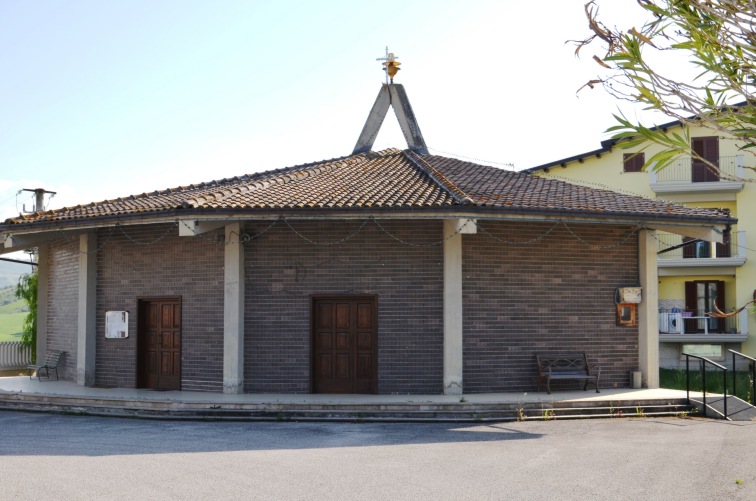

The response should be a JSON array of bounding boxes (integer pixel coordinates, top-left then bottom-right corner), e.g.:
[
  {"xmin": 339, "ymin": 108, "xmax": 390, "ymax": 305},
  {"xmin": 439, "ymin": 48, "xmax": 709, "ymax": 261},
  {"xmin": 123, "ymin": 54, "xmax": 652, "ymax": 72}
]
[
  {"xmin": 477, "ymin": 222, "xmax": 561, "ymax": 246},
  {"xmin": 7, "ymin": 215, "xmax": 655, "ymax": 257},
  {"xmin": 371, "ymin": 217, "xmax": 472, "ymax": 247},
  {"xmin": 56, "ymin": 224, "xmax": 118, "ymax": 255},
  {"xmin": 282, "ymin": 217, "xmax": 371, "ymax": 246},
  {"xmin": 115, "ymin": 222, "xmax": 179, "ymax": 246},
  {"xmin": 232, "ymin": 218, "xmax": 281, "ymax": 244},
  {"xmin": 561, "ymin": 223, "xmax": 642, "ymax": 250}
]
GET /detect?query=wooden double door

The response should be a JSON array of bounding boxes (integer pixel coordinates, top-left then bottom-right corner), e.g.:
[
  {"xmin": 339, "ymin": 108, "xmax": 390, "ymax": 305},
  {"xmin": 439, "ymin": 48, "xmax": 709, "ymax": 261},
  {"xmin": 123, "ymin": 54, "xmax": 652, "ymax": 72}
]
[
  {"xmin": 137, "ymin": 298, "xmax": 181, "ymax": 390},
  {"xmin": 312, "ymin": 297, "xmax": 377, "ymax": 394}
]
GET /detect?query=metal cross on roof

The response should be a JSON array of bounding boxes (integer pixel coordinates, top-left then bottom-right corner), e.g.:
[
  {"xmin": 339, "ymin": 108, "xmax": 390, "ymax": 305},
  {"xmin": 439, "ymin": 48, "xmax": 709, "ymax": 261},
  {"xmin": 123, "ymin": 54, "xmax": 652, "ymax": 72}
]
[{"xmin": 376, "ymin": 47, "xmax": 401, "ymax": 84}]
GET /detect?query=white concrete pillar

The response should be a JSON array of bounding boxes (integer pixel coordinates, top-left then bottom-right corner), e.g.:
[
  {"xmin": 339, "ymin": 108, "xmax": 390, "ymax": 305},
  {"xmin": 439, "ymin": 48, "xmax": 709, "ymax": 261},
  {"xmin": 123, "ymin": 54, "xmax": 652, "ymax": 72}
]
[
  {"xmin": 638, "ymin": 229, "xmax": 659, "ymax": 388},
  {"xmin": 77, "ymin": 232, "xmax": 97, "ymax": 386},
  {"xmin": 443, "ymin": 219, "xmax": 464, "ymax": 395},
  {"xmin": 36, "ymin": 246, "xmax": 49, "ymax": 363},
  {"xmin": 223, "ymin": 223, "xmax": 245, "ymax": 393}
]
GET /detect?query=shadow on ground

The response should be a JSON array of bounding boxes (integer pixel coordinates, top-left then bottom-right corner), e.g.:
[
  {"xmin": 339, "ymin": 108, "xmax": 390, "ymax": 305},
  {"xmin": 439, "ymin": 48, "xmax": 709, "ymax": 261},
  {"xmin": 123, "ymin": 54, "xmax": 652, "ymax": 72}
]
[{"xmin": 0, "ymin": 411, "xmax": 542, "ymax": 457}]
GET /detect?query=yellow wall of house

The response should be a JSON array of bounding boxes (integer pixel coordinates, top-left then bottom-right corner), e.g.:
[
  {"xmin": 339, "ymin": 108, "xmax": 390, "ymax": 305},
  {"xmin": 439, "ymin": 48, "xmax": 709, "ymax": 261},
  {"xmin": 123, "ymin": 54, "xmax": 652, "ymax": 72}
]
[
  {"xmin": 659, "ymin": 276, "xmax": 736, "ymax": 307},
  {"xmin": 736, "ymin": 163, "xmax": 756, "ymax": 354},
  {"xmin": 536, "ymin": 122, "xmax": 756, "ymax": 354}
]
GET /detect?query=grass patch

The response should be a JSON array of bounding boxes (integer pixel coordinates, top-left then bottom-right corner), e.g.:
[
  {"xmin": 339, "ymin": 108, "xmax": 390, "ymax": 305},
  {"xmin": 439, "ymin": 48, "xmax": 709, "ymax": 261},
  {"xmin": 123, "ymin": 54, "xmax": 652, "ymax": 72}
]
[
  {"xmin": 0, "ymin": 313, "xmax": 25, "ymax": 342},
  {"xmin": 660, "ymin": 368, "xmax": 754, "ymax": 401}
]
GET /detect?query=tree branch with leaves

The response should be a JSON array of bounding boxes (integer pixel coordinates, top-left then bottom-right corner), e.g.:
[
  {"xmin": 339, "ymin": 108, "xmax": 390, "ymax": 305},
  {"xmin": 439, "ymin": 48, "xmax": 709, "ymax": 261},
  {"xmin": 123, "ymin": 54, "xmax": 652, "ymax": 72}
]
[{"xmin": 573, "ymin": 0, "xmax": 755, "ymax": 175}]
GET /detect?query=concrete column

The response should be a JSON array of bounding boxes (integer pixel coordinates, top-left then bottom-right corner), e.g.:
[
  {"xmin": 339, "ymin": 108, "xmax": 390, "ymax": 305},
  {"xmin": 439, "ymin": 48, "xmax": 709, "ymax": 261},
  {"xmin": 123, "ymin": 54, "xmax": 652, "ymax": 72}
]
[
  {"xmin": 77, "ymin": 232, "xmax": 97, "ymax": 386},
  {"xmin": 36, "ymin": 246, "xmax": 49, "ymax": 363},
  {"xmin": 443, "ymin": 219, "xmax": 463, "ymax": 395},
  {"xmin": 638, "ymin": 229, "xmax": 659, "ymax": 388},
  {"xmin": 223, "ymin": 223, "xmax": 245, "ymax": 393}
]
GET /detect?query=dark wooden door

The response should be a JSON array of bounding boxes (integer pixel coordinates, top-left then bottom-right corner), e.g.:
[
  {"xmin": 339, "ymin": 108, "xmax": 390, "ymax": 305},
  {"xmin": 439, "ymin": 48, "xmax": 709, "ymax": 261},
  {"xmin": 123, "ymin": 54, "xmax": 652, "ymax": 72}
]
[
  {"xmin": 312, "ymin": 297, "xmax": 377, "ymax": 394},
  {"xmin": 137, "ymin": 298, "xmax": 181, "ymax": 390},
  {"xmin": 692, "ymin": 136, "xmax": 719, "ymax": 182}
]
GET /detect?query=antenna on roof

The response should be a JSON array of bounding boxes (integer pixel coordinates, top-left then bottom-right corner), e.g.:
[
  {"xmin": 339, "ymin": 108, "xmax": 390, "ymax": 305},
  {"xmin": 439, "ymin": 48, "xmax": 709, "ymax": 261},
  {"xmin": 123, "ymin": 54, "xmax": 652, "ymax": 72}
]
[
  {"xmin": 21, "ymin": 187, "xmax": 56, "ymax": 214},
  {"xmin": 376, "ymin": 47, "xmax": 401, "ymax": 84}
]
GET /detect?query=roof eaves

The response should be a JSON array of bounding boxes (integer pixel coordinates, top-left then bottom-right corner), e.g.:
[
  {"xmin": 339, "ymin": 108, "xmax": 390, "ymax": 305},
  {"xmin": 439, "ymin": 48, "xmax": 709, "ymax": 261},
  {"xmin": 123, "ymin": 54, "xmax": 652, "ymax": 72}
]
[
  {"xmin": 523, "ymin": 104, "xmax": 751, "ymax": 173},
  {"xmin": 524, "ymin": 145, "xmax": 614, "ymax": 173},
  {"xmin": 0, "ymin": 203, "xmax": 735, "ymax": 235}
]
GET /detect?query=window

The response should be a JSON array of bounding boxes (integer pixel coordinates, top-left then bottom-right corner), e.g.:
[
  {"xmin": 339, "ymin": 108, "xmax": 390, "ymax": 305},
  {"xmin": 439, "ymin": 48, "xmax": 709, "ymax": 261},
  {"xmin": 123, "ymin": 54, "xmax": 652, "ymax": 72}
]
[
  {"xmin": 684, "ymin": 281, "xmax": 725, "ymax": 333},
  {"xmin": 681, "ymin": 344, "xmax": 723, "ymax": 361},
  {"xmin": 623, "ymin": 152, "xmax": 645, "ymax": 173},
  {"xmin": 692, "ymin": 136, "xmax": 720, "ymax": 182}
]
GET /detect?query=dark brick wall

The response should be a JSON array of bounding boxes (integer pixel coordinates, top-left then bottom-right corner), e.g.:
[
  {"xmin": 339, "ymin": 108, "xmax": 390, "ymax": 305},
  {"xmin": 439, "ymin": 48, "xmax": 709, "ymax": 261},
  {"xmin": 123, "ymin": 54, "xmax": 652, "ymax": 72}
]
[
  {"xmin": 462, "ymin": 221, "xmax": 640, "ymax": 392},
  {"xmin": 44, "ymin": 240, "xmax": 80, "ymax": 381},
  {"xmin": 244, "ymin": 219, "xmax": 444, "ymax": 394},
  {"xmin": 95, "ymin": 224, "xmax": 225, "ymax": 391},
  {"xmin": 43, "ymin": 217, "xmax": 641, "ymax": 394}
]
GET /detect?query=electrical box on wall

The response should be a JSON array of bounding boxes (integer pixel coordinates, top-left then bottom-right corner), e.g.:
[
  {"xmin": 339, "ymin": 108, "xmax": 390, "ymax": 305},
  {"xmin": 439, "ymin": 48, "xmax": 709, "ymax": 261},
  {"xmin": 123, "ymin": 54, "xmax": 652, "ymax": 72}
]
[
  {"xmin": 105, "ymin": 311, "xmax": 129, "ymax": 339},
  {"xmin": 617, "ymin": 287, "xmax": 642, "ymax": 304}
]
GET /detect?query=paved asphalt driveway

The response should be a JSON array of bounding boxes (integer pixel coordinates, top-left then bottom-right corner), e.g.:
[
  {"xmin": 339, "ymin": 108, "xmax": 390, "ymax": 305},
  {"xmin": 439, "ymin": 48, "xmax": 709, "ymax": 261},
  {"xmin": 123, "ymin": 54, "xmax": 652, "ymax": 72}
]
[{"xmin": 1, "ymin": 411, "xmax": 754, "ymax": 500}]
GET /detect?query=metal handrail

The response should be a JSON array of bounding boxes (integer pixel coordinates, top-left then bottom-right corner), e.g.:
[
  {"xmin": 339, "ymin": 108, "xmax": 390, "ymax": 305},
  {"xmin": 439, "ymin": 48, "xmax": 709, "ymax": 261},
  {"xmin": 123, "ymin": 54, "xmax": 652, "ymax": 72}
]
[
  {"xmin": 729, "ymin": 349, "xmax": 756, "ymax": 406},
  {"xmin": 683, "ymin": 353, "xmax": 728, "ymax": 419}
]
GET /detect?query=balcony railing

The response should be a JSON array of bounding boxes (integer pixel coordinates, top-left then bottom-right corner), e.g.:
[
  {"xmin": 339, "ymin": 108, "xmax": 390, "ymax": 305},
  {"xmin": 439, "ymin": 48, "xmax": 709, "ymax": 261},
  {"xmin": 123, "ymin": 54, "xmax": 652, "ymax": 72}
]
[
  {"xmin": 656, "ymin": 230, "xmax": 746, "ymax": 262},
  {"xmin": 659, "ymin": 309, "xmax": 748, "ymax": 342},
  {"xmin": 651, "ymin": 155, "xmax": 742, "ymax": 183},
  {"xmin": 659, "ymin": 309, "xmax": 740, "ymax": 335}
]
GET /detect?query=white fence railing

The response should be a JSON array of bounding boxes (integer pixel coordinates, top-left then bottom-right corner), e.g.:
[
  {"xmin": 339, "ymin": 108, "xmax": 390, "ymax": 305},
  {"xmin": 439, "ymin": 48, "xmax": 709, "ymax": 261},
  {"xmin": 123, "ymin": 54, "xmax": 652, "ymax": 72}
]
[
  {"xmin": 0, "ymin": 341, "xmax": 31, "ymax": 369},
  {"xmin": 651, "ymin": 155, "xmax": 743, "ymax": 183}
]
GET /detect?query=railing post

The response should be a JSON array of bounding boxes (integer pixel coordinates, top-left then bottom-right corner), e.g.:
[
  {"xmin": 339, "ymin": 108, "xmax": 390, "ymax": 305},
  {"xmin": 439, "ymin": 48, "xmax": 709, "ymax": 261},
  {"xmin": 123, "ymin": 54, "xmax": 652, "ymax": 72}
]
[
  {"xmin": 733, "ymin": 351, "xmax": 737, "ymax": 397},
  {"xmin": 723, "ymin": 367, "xmax": 728, "ymax": 420},
  {"xmin": 686, "ymin": 355, "xmax": 690, "ymax": 404},
  {"xmin": 702, "ymin": 359, "xmax": 707, "ymax": 417}
]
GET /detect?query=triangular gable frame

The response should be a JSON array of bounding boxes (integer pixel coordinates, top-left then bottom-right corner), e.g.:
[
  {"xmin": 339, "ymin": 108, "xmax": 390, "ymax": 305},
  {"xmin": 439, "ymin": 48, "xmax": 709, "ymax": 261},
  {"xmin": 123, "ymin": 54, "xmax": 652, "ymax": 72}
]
[{"xmin": 353, "ymin": 84, "xmax": 428, "ymax": 155}]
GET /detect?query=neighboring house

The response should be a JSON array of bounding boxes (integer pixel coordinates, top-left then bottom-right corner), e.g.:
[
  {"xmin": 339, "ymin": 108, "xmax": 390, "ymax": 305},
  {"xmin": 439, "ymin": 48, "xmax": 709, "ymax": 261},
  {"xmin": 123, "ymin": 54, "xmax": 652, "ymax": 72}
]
[
  {"xmin": 526, "ymin": 121, "xmax": 754, "ymax": 369},
  {"xmin": 0, "ymin": 85, "xmax": 735, "ymax": 394}
]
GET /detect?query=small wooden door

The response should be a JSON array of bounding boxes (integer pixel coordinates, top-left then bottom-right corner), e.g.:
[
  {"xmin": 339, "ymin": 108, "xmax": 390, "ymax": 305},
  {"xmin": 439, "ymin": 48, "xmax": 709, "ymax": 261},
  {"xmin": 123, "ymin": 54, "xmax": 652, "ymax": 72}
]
[
  {"xmin": 312, "ymin": 297, "xmax": 377, "ymax": 394},
  {"xmin": 692, "ymin": 136, "xmax": 719, "ymax": 182},
  {"xmin": 137, "ymin": 298, "xmax": 181, "ymax": 390}
]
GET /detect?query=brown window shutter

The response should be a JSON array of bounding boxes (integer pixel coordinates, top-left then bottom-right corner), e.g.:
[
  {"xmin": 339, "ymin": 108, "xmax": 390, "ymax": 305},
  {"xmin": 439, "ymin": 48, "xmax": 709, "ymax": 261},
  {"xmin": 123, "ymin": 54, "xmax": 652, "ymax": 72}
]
[{"xmin": 623, "ymin": 153, "xmax": 645, "ymax": 173}]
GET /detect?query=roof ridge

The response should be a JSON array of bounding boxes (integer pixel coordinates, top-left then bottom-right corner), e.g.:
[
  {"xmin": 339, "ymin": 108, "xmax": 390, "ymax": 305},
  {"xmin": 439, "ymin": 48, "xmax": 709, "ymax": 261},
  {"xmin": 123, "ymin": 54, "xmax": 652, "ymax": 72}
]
[{"xmin": 402, "ymin": 150, "xmax": 473, "ymax": 205}]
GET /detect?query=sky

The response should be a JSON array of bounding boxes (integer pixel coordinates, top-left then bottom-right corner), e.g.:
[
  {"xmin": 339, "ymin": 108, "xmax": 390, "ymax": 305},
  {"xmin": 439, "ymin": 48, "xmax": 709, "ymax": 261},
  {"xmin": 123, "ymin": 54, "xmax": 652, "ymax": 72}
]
[{"xmin": 0, "ymin": 0, "xmax": 659, "ymax": 223}]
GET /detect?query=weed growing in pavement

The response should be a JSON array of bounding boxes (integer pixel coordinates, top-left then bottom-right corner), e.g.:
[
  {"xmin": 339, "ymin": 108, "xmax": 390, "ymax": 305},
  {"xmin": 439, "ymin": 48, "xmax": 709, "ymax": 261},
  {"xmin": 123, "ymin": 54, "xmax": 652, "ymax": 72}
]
[{"xmin": 516, "ymin": 406, "xmax": 525, "ymax": 422}]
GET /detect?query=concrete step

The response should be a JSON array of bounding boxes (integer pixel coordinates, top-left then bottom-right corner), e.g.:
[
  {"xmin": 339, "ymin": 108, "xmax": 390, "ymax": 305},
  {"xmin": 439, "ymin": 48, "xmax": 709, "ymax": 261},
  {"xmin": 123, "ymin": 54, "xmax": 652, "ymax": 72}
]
[{"xmin": 0, "ymin": 392, "xmax": 695, "ymax": 422}]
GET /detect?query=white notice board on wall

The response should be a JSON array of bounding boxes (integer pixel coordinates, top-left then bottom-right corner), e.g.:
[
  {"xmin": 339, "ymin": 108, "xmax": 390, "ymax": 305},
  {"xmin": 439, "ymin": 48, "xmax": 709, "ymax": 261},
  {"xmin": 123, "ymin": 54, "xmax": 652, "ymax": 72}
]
[{"xmin": 105, "ymin": 311, "xmax": 129, "ymax": 338}]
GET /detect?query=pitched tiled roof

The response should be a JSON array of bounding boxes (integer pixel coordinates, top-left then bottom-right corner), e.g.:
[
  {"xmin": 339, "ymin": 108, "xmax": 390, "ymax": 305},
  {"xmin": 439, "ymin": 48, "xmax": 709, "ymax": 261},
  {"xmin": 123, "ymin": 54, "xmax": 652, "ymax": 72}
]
[{"xmin": 1, "ymin": 148, "xmax": 733, "ymax": 227}]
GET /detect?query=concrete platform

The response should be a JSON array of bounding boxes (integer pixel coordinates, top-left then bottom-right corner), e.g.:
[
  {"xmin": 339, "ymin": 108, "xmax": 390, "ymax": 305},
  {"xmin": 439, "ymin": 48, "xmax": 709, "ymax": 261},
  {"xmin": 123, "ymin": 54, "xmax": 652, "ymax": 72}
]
[{"xmin": 0, "ymin": 376, "xmax": 703, "ymax": 422}]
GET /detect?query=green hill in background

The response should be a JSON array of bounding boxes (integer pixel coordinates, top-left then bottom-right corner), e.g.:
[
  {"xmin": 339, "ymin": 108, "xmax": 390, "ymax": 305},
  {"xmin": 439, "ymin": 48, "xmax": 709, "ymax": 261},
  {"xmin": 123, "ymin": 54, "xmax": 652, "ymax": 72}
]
[
  {"xmin": 0, "ymin": 259, "xmax": 34, "ymax": 288},
  {"xmin": 0, "ymin": 285, "xmax": 27, "ymax": 342}
]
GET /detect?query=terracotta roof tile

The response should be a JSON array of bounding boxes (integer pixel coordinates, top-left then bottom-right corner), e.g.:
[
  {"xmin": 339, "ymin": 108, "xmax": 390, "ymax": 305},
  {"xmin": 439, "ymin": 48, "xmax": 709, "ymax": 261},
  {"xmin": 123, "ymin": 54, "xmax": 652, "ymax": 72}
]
[{"xmin": 1, "ymin": 148, "xmax": 733, "ymax": 227}]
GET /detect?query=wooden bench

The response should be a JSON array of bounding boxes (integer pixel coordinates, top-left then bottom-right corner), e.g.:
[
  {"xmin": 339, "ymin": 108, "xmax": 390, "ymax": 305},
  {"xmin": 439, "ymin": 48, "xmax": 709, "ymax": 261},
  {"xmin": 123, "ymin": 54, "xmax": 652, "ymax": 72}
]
[
  {"xmin": 536, "ymin": 353, "xmax": 600, "ymax": 394},
  {"xmin": 27, "ymin": 350, "xmax": 64, "ymax": 381}
]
